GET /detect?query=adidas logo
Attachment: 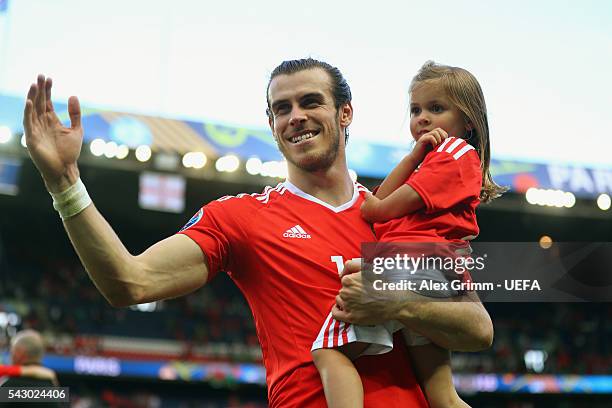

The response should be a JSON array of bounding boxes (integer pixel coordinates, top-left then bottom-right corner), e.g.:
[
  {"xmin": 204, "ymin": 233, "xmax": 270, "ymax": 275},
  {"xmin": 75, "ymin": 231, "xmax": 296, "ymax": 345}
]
[{"xmin": 283, "ymin": 225, "xmax": 311, "ymax": 239}]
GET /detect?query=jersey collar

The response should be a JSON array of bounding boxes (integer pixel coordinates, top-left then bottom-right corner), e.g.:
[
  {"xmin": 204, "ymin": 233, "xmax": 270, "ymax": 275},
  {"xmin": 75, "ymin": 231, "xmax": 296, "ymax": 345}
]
[{"xmin": 282, "ymin": 180, "xmax": 360, "ymax": 213}]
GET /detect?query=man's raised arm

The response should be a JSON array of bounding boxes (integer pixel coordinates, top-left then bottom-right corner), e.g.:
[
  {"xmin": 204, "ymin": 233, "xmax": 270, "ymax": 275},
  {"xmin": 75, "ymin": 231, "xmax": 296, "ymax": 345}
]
[{"xmin": 23, "ymin": 75, "xmax": 208, "ymax": 307}]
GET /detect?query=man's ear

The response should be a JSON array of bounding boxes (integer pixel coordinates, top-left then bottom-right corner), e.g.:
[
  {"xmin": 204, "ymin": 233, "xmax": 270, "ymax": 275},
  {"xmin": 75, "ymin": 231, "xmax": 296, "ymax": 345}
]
[
  {"xmin": 339, "ymin": 102, "xmax": 353, "ymax": 128},
  {"xmin": 268, "ymin": 116, "xmax": 277, "ymax": 140}
]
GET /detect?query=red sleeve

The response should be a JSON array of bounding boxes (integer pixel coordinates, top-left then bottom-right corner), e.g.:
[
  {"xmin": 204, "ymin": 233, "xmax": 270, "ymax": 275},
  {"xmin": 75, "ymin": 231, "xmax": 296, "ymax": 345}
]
[
  {"xmin": 0, "ymin": 365, "xmax": 21, "ymax": 376},
  {"xmin": 177, "ymin": 196, "xmax": 253, "ymax": 282},
  {"xmin": 407, "ymin": 139, "xmax": 481, "ymax": 213}
]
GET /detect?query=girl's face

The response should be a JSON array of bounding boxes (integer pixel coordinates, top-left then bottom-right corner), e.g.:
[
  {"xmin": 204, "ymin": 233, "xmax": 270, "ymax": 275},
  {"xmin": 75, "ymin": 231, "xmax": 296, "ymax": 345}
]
[{"xmin": 409, "ymin": 80, "xmax": 469, "ymax": 142}]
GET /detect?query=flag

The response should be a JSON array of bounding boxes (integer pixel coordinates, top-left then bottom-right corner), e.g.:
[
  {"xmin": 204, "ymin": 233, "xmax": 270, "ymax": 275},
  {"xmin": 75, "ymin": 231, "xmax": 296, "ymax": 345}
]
[{"xmin": 139, "ymin": 172, "xmax": 186, "ymax": 213}]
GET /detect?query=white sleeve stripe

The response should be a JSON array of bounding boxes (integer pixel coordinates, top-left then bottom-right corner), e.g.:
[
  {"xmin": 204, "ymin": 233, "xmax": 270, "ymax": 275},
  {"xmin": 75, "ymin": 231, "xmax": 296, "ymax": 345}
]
[
  {"xmin": 445, "ymin": 138, "xmax": 464, "ymax": 154},
  {"xmin": 436, "ymin": 137, "xmax": 453, "ymax": 152},
  {"xmin": 254, "ymin": 186, "xmax": 273, "ymax": 200},
  {"xmin": 216, "ymin": 184, "xmax": 284, "ymax": 204},
  {"xmin": 453, "ymin": 144, "xmax": 475, "ymax": 160},
  {"xmin": 254, "ymin": 184, "xmax": 286, "ymax": 204}
]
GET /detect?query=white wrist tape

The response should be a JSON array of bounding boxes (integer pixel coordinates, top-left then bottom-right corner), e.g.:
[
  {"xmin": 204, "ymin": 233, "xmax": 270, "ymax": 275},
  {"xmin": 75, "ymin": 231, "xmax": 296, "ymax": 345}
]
[{"xmin": 50, "ymin": 178, "xmax": 92, "ymax": 220}]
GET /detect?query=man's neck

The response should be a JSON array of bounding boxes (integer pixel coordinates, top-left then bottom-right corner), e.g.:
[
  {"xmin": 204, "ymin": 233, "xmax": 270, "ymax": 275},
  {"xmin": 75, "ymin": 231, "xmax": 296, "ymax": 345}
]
[{"xmin": 287, "ymin": 165, "xmax": 354, "ymax": 207}]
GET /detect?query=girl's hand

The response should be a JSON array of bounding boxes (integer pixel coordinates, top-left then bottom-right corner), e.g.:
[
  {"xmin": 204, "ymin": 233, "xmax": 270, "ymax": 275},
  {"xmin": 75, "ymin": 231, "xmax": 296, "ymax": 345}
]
[
  {"xmin": 360, "ymin": 192, "xmax": 381, "ymax": 223},
  {"xmin": 412, "ymin": 128, "xmax": 448, "ymax": 163}
]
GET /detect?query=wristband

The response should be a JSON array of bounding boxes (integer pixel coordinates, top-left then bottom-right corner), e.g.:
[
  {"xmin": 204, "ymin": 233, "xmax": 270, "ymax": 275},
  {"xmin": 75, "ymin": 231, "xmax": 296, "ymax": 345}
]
[{"xmin": 50, "ymin": 178, "xmax": 92, "ymax": 220}]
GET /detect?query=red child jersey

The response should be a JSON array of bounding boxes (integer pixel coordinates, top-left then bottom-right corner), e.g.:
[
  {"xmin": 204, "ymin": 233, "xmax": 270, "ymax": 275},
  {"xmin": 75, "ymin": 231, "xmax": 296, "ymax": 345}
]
[
  {"xmin": 179, "ymin": 181, "xmax": 428, "ymax": 407},
  {"xmin": 375, "ymin": 137, "xmax": 482, "ymax": 243}
]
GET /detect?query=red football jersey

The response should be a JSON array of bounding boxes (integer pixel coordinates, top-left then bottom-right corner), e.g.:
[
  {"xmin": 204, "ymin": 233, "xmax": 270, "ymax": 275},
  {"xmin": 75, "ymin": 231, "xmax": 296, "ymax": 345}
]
[
  {"xmin": 375, "ymin": 137, "xmax": 482, "ymax": 243},
  {"xmin": 179, "ymin": 181, "xmax": 427, "ymax": 407},
  {"xmin": 0, "ymin": 365, "xmax": 21, "ymax": 376}
]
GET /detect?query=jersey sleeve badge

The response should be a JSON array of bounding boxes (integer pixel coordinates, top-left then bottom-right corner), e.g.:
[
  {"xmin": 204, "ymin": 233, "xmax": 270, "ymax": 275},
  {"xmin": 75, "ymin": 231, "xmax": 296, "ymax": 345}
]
[{"xmin": 180, "ymin": 208, "xmax": 204, "ymax": 232}]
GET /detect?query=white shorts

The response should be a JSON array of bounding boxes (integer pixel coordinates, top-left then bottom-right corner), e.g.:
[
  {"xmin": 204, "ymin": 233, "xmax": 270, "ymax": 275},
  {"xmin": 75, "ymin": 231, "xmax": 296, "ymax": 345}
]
[
  {"xmin": 311, "ymin": 266, "xmax": 462, "ymax": 356},
  {"xmin": 311, "ymin": 311, "xmax": 430, "ymax": 357}
]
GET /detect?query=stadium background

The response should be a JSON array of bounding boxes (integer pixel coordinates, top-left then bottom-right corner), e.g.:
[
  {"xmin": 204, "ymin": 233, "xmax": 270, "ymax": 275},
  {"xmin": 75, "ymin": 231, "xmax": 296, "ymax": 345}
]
[{"xmin": 1, "ymin": 0, "xmax": 611, "ymax": 406}]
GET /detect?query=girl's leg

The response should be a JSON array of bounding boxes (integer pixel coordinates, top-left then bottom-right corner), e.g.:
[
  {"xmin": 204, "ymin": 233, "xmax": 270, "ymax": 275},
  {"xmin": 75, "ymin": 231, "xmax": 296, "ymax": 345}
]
[
  {"xmin": 408, "ymin": 342, "xmax": 471, "ymax": 408},
  {"xmin": 312, "ymin": 343, "xmax": 369, "ymax": 408}
]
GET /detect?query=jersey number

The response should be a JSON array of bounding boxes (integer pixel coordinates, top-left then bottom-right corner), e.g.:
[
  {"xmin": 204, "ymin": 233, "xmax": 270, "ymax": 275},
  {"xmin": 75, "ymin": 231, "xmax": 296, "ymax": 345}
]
[{"xmin": 330, "ymin": 256, "xmax": 361, "ymax": 276}]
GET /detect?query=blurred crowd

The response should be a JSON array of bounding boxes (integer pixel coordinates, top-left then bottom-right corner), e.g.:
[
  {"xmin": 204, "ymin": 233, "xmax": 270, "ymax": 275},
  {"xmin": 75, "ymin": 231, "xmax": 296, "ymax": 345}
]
[{"xmin": 1, "ymin": 241, "xmax": 610, "ymax": 375}]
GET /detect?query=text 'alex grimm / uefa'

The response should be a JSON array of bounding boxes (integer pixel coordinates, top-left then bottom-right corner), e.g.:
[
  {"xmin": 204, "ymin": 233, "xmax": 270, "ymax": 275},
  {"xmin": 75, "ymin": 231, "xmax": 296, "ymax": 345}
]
[{"xmin": 372, "ymin": 280, "xmax": 541, "ymax": 292}]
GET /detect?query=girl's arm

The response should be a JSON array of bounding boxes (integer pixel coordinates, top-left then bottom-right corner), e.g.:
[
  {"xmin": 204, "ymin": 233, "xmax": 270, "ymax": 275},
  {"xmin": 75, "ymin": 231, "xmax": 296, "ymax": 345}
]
[
  {"xmin": 363, "ymin": 129, "xmax": 448, "ymax": 222},
  {"xmin": 361, "ymin": 185, "xmax": 424, "ymax": 223},
  {"xmin": 375, "ymin": 128, "xmax": 447, "ymax": 199},
  {"xmin": 374, "ymin": 154, "xmax": 422, "ymax": 200}
]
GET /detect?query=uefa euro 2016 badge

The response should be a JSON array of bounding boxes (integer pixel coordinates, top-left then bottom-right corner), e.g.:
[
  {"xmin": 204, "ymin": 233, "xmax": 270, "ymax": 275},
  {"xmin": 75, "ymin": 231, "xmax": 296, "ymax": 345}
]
[{"xmin": 180, "ymin": 208, "xmax": 204, "ymax": 231}]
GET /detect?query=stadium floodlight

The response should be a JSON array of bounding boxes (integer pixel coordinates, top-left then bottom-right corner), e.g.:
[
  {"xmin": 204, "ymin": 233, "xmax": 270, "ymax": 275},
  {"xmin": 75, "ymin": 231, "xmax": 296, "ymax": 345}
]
[
  {"xmin": 89, "ymin": 138, "xmax": 106, "ymax": 157},
  {"xmin": 189, "ymin": 152, "xmax": 207, "ymax": 169},
  {"xmin": 130, "ymin": 302, "xmax": 157, "ymax": 312},
  {"xmin": 182, "ymin": 152, "xmax": 207, "ymax": 169},
  {"xmin": 215, "ymin": 154, "xmax": 240, "ymax": 173},
  {"xmin": 536, "ymin": 189, "xmax": 547, "ymax": 206},
  {"xmin": 526, "ymin": 188, "xmax": 575, "ymax": 208},
  {"xmin": 539, "ymin": 235, "xmax": 553, "ymax": 249},
  {"xmin": 525, "ymin": 187, "xmax": 539, "ymax": 205},
  {"xmin": 597, "ymin": 193, "xmax": 611, "ymax": 211},
  {"xmin": 116, "ymin": 144, "xmax": 129, "ymax": 160},
  {"xmin": 0, "ymin": 312, "xmax": 21, "ymax": 328},
  {"xmin": 277, "ymin": 161, "xmax": 288, "ymax": 178},
  {"xmin": 260, "ymin": 160, "xmax": 287, "ymax": 178},
  {"xmin": 548, "ymin": 190, "xmax": 559, "ymax": 207},
  {"xmin": 182, "ymin": 152, "xmax": 193, "ymax": 168},
  {"xmin": 562, "ymin": 192, "xmax": 575, "ymax": 208},
  {"xmin": 135, "ymin": 145, "xmax": 152, "ymax": 162},
  {"xmin": 553, "ymin": 190, "xmax": 567, "ymax": 208},
  {"xmin": 190, "ymin": 152, "xmax": 207, "ymax": 169},
  {"xmin": 246, "ymin": 157, "xmax": 263, "ymax": 175},
  {"xmin": 260, "ymin": 161, "xmax": 273, "ymax": 177},
  {"xmin": 192, "ymin": 153, "xmax": 207, "ymax": 169},
  {"xmin": 21, "ymin": 135, "xmax": 28, "ymax": 148},
  {"xmin": 524, "ymin": 349, "xmax": 547, "ymax": 373},
  {"xmin": 348, "ymin": 169, "xmax": 358, "ymax": 182},
  {"xmin": 103, "ymin": 141, "xmax": 118, "ymax": 158},
  {"xmin": 0, "ymin": 126, "xmax": 11, "ymax": 144}
]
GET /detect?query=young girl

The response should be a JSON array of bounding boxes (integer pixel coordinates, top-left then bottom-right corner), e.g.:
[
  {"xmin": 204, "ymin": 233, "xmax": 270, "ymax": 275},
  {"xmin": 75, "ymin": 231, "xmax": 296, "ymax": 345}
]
[{"xmin": 311, "ymin": 61, "xmax": 505, "ymax": 408}]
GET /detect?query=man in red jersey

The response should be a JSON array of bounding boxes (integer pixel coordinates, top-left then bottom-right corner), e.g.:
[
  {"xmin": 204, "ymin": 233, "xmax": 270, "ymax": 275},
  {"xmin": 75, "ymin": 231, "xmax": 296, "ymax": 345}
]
[{"xmin": 23, "ymin": 58, "xmax": 492, "ymax": 407}]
